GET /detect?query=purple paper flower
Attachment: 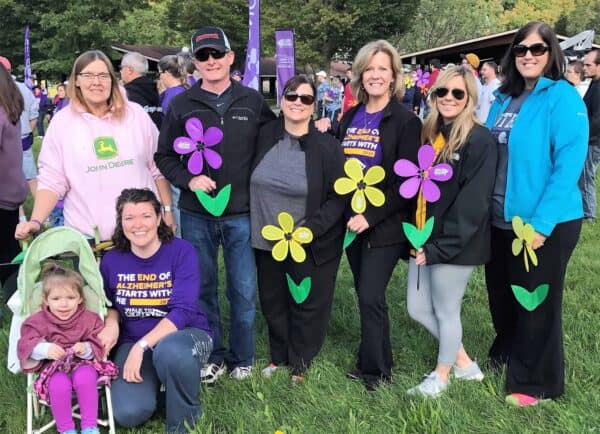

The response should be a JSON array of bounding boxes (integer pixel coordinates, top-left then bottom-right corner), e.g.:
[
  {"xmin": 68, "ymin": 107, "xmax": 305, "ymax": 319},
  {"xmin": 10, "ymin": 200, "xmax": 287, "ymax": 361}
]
[
  {"xmin": 173, "ymin": 118, "xmax": 223, "ymax": 175},
  {"xmin": 412, "ymin": 69, "xmax": 430, "ymax": 88},
  {"xmin": 393, "ymin": 144, "xmax": 453, "ymax": 202}
]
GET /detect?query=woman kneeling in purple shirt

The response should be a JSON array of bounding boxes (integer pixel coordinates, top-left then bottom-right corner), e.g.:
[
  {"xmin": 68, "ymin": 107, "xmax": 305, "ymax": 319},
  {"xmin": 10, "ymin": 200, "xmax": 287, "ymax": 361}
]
[{"xmin": 99, "ymin": 188, "xmax": 212, "ymax": 434}]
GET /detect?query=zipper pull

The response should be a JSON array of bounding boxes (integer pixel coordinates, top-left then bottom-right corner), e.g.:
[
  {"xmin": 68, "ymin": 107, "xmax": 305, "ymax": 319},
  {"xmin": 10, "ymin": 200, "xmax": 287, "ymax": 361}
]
[{"xmin": 220, "ymin": 116, "xmax": 224, "ymax": 126}]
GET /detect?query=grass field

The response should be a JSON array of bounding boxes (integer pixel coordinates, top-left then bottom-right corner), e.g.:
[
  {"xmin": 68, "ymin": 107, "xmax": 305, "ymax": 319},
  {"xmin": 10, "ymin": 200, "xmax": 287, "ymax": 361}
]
[{"xmin": 1, "ymin": 137, "xmax": 599, "ymax": 433}]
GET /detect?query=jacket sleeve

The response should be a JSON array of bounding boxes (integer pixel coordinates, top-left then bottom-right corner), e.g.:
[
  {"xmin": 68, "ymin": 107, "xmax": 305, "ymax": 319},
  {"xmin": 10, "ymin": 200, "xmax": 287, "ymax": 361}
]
[
  {"xmin": 588, "ymin": 82, "xmax": 600, "ymax": 145},
  {"xmin": 531, "ymin": 84, "xmax": 589, "ymax": 236},
  {"xmin": 165, "ymin": 243, "xmax": 202, "ymax": 330},
  {"xmin": 304, "ymin": 139, "xmax": 347, "ymax": 237},
  {"xmin": 363, "ymin": 114, "xmax": 421, "ymax": 227},
  {"xmin": 423, "ymin": 130, "xmax": 498, "ymax": 264},
  {"xmin": 154, "ymin": 105, "xmax": 194, "ymax": 191}
]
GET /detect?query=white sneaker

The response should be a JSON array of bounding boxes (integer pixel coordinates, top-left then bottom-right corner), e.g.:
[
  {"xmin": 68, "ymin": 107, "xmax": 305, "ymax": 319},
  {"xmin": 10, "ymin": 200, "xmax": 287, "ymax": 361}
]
[
  {"xmin": 230, "ymin": 365, "xmax": 253, "ymax": 380},
  {"xmin": 453, "ymin": 361, "xmax": 484, "ymax": 381},
  {"xmin": 200, "ymin": 362, "xmax": 227, "ymax": 384},
  {"xmin": 261, "ymin": 363, "xmax": 278, "ymax": 378},
  {"xmin": 407, "ymin": 372, "xmax": 448, "ymax": 398}
]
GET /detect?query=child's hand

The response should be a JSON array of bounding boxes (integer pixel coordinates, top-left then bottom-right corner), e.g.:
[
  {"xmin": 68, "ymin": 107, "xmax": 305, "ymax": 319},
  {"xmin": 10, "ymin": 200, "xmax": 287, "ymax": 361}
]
[
  {"xmin": 71, "ymin": 342, "xmax": 86, "ymax": 356},
  {"xmin": 48, "ymin": 344, "xmax": 66, "ymax": 360}
]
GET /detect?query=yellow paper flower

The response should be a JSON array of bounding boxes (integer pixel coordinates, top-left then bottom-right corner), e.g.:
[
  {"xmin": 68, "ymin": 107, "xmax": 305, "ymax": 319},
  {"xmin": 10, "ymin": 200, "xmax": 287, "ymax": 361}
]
[
  {"xmin": 511, "ymin": 216, "xmax": 538, "ymax": 272},
  {"xmin": 404, "ymin": 75, "xmax": 415, "ymax": 89},
  {"xmin": 334, "ymin": 158, "xmax": 385, "ymax": 214},
  {"xmin": 262, "ymin": 212, "xmax": 313, "ymax": 263}
]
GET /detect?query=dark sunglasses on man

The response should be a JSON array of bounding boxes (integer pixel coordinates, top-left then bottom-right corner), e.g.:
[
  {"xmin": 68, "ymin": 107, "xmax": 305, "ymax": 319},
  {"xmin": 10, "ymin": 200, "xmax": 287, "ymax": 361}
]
[
  {"xmin": 283, "ymin": 92, "xmax": 315, "ymax": 105},
  {"xmin": 434, "ymin": 87, "xmax": 466, "ymax": 101},
  {"xmin": 195, "ymin": 49, "xmax": 228, "ymax": 62},
  {"xmin": 512, "ymin": 43, "xmax": 549, "ymax": 58}
]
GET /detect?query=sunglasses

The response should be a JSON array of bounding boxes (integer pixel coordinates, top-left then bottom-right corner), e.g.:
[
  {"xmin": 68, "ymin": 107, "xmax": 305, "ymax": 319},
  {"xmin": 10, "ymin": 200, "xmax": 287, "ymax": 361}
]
[
  {"xmin": 512, "ymin": 43, "xmax": 549, "ymax": 57},
  {"xmin": 195, "ymin": 49, "xmax": 228, "ymax": 62},
  {"xmin": 434, "ymin": 87, "xmax": 466, "ymax": 100},
  {"xmin": 283, "ymin": 92, "xmax": 315, "ymax": 105}
]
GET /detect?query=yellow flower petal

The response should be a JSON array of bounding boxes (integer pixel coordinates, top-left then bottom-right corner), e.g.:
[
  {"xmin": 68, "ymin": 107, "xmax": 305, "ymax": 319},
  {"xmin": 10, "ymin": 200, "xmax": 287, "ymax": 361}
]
[
  {"xmin": 292, "ymin": 226, "xmax": 313, "ymax": 244},
  {"xmin": 289, "ymin": 240, "xmax": 307, "ymax": 263},
  {"xmin": 351, "ymin": 189, "xmax": 367, "ymax": 214},
  {"xmin": 278, "ymin": 212, "xmax": 294, "ymax": 233},
  {"xmin": 272, "ymin": 240, "xmax": 289, "ymax": 262},
  {"xmin": 512, "ymin": 216, "xmax": 524, "ymax": 239},
  {"xmin": 344, "ymin": 158, "xmax": 364, "ymax": 183},
  {"xmin": 364, "ymin": 186, "xmax": 385, "ymax": 207},
  {"xmin": 334, "ymin": 177, "xmax": 357, "ymax": 195},
  {"xmin": 364, "ymin": 165, "xmax": 385, "ymax": 186},
  {"xmin": 511, "ymin": 238, "xmax": 523, "ymax": 256},
  {"xmin": 522, "ymin": 223, "xmax": 535, "ymax": 244},
  {"xmin": 262, "ymin": 225, "xmax": 284, "ymax": 241},
  {"xmin": 526, "ymin": 245, "xmax": 538, "ymax": 267}
]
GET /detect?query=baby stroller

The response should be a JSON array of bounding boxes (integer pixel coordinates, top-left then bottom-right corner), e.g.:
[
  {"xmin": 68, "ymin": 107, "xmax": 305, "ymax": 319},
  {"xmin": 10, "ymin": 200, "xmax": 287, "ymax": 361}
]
[{"xmin": 6, "ymin": 227, "xmax": 116, "ymax": 434}]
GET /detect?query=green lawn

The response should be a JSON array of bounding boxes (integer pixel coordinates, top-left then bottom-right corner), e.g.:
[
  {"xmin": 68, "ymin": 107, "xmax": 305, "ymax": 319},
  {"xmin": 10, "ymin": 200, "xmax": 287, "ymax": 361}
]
[{"xmin": 1, "ymin": 139, "xmax": 599, "ymax": 433}]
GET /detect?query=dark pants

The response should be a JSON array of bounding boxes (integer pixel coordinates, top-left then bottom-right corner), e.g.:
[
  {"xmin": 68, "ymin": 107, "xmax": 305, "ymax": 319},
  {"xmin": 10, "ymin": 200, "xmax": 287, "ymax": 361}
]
[
  {"xmin": 256, "ymin": 249, "xmax": 340, "ymax": 375},
  {"xmin": 485, "ymin": 219, "xmax": 581, "ymax": 398},
  {"xmin": 346, "ymin": 234, "xmax": 403, "ymax": 386},
  {"xmin": 111, "ymin": 329, "xmax": 212, "ymax": 434},
  {"xmin": 0, "ymin": 208, "xmax": 20, "ymax": 289}
]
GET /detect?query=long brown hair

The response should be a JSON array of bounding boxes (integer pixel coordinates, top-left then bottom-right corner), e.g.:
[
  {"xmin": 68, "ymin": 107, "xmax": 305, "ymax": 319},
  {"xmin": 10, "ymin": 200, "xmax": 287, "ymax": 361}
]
[
  {"xmin": 67, "ymin": 50, "xmax": 126, "ymax": 119},
  {"xmin": 422, "ymin": 66, "xmax": 479, "ymax": 162},
  {"xmin": 0, "ymin": 63, "xmax": 24, "ymax": 124}
]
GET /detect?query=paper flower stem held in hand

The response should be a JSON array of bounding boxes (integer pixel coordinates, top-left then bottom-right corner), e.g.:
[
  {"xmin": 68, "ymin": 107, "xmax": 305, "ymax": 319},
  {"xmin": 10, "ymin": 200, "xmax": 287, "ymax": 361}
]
[
  {"xmin": 262, "ymin": 212, "xmax": 313, "ymax": 263},
  {"xmin": 286, "ymin": 274, "xmax": 312, "ymax": 304},
  {"xmin": 334, "ymin": 158, "xmax": 386, "ymax": 248},
  {"xmin": 511, "ymin": 284, "xmax": 549, "ymax": 311},
  {"xmin": 511, "ymin": 216, "xmax": 538, "ymax": 273}
]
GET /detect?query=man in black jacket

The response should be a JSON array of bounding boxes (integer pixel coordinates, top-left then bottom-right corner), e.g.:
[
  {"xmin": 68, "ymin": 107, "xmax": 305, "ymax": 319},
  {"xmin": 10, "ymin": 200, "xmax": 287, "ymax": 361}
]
[
  {"xmin": 580, "ymin": 49, "xmax": 600, "ymax": 221},
  {"xmin": 120, "ymin": 51, "xmax": 162, "ymax": 129},
  {"xmin": 155, "ymin": 26, "xmax": 276, "ymax": 383}
]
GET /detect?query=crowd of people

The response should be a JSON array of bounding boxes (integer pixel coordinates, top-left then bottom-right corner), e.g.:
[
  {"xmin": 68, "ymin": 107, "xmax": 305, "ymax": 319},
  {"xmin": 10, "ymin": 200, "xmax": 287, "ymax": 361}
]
[{"xmin": 0, "ymin": 18, "xmax": 597, "ymax": 433}]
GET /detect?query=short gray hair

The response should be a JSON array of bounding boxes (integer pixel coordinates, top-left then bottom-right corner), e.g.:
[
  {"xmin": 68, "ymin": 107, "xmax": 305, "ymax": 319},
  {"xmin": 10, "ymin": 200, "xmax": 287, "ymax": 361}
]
[{"xmin": 121, "ymin": 52, "xmax": 148, "ymax": 74}]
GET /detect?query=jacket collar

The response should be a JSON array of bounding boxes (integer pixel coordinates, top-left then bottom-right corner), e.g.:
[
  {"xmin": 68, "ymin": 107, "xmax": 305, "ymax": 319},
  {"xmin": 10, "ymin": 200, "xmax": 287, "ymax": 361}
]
[
  {"xmin": 188, "ymin": 79, "xmax": 245, "ymax": 104},
  {"xmin": 271, "ymin": 116, "xmax": 319, "ymax": 150}
]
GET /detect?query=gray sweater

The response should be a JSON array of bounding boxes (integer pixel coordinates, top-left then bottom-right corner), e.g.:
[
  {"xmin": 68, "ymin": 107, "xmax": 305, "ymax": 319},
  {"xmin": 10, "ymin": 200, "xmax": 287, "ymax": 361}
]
[{"xmin": 0, "ymin": 108, "xmax": 27, "ymax": 210}]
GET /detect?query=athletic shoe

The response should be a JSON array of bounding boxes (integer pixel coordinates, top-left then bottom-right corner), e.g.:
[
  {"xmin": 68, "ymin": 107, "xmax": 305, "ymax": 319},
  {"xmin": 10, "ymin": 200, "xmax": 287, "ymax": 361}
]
[
  {"xmin": 261, "ymin": 363, "xmax": 279, "ymax": 378},
  {"xmin": 230, "ymin": 365, "xmax": 253, "ymax": 380},
  {"xmin": 453, "ymin": 361, "xmax": 484, "ymax": 381},
  {"xmin": 346, "ymin": 369, "xmax": 362, "ymax": 381},
  {"xmin": 505, "ymin": 393, "xmax": 539, "ymax": 407},
  {"xmin": 407, "ymin": 372, "xmax": 448, "ymax": 398},
  {"xmin": 200, "ymin": 362, "xmax": 227, "ymax": 384},
  {"xmin": 291, "ymin": 374, "xmax": 304, "ymax": 384}
]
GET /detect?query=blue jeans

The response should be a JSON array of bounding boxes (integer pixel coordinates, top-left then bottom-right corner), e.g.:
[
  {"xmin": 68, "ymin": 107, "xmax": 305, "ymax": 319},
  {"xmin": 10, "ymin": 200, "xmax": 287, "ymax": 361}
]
[
  {"xmin": 181, "ymin": 211, "xmax": 256, "ymax": 367},
  {"xmin": 579, "ymin": 145, "xmax": 600, "ymax": 220},
  {"xmin": 111, "ymin": 329, "xmax": 212, "ymax": 434}
]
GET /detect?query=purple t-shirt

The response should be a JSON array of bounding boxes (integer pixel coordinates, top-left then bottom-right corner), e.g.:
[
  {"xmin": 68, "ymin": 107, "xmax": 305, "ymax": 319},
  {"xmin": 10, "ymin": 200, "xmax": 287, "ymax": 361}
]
[
  {"xmin": 340, "ymin": 105, "xmax": 384, "ymax": 170},
  {"xmin": 100, "ymin": 237, "xmax": 211, "ymax": 344},
  {"xmin": 160, "ymin": 85, "xmax": 186, "ymax": 118}
]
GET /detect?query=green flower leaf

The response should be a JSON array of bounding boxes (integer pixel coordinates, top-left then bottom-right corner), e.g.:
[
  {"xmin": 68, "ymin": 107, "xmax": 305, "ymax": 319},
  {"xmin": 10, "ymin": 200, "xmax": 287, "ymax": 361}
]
[
  {"xmin": 11, "ymin": 250, "xmax": 26, "ymax": 265},
  {"xmin": 402, "ymin": 216, "xmax": 435, "ymax": 250},
  {"xmin": 343, "ymin": 229, "xmax": 357, "ymax": 249},
  {"xmin": 511, "ymin": 283, "xmax": 550, "ymax": 311},
  {"xmin": 286, "ymin": 274, "xmax": 311, "ymax": 304},
  {"xmin": 194, "ymin": 184, "xmax": 231, "ymax": 217}
]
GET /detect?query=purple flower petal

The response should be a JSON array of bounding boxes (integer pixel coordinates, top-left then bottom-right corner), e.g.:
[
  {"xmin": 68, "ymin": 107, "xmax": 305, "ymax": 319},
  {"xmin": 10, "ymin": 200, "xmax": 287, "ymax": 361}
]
[
  {"xmin": 187, "ymin": 151, "xmax": 204, "ymax": 175},
  {"xmin": 185, "ymin": 118, "xmax": 204, "ymax": 142},
  {"xmin": 422, "ymin": 179, "xmax": 441, "ymax": 202},
  {"xmin": 428, "ymin": 163, "xmax": 453, "ymax": 182},
  {"xmin": 203, "ymin": 127, "xmax": 224, "ymax": 147},
  {"xmin": 418, "ymin": 145, "xmax": 436, "ymax": 171},
  {"xmin": 394, "ymin": 159, "xmax": 420, "ymax": 177},
  {"xmin": 173, "ymin": 136, "xmax": 196, "ymax": 155},
  {"xmin": 203, "ymin": 148, "xmax": 223, "ymax": 170},
  {"xmin": 399, "ymin": 176, "xmax": 422, "ymax": 199}
]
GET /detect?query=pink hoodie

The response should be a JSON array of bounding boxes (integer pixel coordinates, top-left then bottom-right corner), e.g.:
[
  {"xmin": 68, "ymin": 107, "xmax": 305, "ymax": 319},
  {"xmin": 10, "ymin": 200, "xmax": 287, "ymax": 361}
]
[{"xmin": 37, "ymin": 101, "xmax": 163, "ymax": 240}]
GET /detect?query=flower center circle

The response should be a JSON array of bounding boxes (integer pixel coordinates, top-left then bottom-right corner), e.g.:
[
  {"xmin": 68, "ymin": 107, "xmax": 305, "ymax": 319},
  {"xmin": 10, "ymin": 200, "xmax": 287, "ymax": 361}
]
[
  {"xmin": 357, "ymin": 180, "xmax": 366, "ymax": 190},
  {"xmin": 284, "ymin": 232, "xmax": 293, "ymax": 241},
  {"xmin": 196, "ymin": 141, "xmax": 205, "ymax": 152}
]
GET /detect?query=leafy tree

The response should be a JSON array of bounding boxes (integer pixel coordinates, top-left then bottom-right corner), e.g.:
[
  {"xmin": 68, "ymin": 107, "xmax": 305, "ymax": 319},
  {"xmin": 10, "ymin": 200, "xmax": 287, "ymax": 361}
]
[{"xmin": 499, "ymin": 0, "xmax": 577, "ymax": 28}]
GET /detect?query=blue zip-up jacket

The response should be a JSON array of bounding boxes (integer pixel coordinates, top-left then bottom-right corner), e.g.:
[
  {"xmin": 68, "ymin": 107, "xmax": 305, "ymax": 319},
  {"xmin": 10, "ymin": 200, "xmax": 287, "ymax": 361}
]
[{"xmin": 485, "ymin": 78, "xmax": 588, "ymax": 236}]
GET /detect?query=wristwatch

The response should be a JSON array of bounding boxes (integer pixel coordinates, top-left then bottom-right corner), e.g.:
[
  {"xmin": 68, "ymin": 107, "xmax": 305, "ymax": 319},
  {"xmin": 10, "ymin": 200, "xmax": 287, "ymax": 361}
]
[
  {"xmin": 161, "ymin": 205, "xmax": 173, "ymax": 213},
  {"xmin": 137, "ymin": 339, "xmax": 151, "ymax": 352}
]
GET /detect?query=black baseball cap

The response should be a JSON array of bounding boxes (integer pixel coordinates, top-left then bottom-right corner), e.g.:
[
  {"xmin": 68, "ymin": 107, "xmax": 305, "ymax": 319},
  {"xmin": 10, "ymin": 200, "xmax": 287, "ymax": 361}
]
[{"xmin": 191, "ymin": 26, "xmax": 231, "ymax": 53}]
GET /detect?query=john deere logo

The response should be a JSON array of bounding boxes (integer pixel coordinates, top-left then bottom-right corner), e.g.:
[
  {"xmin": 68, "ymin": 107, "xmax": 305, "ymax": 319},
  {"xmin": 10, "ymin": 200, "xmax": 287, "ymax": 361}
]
[{"xmin": 94, "ymin": 137, "xmax": 118, "ymax": 160}]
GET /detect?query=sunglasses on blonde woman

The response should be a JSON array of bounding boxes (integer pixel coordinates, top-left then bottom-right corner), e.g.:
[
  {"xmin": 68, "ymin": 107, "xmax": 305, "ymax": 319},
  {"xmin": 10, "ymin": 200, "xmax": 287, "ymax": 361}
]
[
  {"xmin": 283, "ymin": 92, "xmax": 315, "ymax": 105},
  {"xmin": 434, "ymin": 87, "xmax": 466, "ymax": 100}
]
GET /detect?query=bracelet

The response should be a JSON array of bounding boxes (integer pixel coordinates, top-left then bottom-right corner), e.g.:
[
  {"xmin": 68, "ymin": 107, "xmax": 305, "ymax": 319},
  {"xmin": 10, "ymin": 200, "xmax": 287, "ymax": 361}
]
[
  {"xmin": 137, "ymin": 339, "xmax": 151, "ymax": 352},
  {"xmin": 161, "ymin": 205, "xmax": 172, "ymax": 213},
  {"xmin": 30, "ymin": 219, "xmax": 43, "ymax": 230}
]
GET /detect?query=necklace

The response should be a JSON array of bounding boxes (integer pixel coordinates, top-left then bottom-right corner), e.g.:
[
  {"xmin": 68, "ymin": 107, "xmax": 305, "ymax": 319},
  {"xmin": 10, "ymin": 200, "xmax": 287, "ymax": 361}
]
[{"xmin": 363, "ymin": 108, "xmax": 381, "ymax": 129}]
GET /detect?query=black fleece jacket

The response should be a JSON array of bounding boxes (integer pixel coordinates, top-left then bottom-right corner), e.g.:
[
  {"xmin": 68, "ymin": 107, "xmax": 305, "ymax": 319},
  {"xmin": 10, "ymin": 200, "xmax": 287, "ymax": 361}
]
[
  {"xmin": 124, "ymin": 75, "xmax": 162, "ymax": 129},
  {"xmin": 252, "ymin": 118, "xmax": 347, "ymax": 265},
  {"xmin": 338, "ymin": 99, "xmax": 422, "ymax": 250},
  {"xmin": 421, "ymin": 123, "xmax": 498, "ymax": 265},
  {"xmin": 155, "ymin": 80, "xmax": 276, "ymax": 217}
]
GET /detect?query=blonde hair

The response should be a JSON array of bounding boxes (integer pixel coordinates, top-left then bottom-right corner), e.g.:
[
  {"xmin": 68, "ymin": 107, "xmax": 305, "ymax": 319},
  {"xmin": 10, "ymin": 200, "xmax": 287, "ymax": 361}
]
[
  {"xmin": 422, "ymin": 66, "xmax": 479, "ymax": 162},
  {"xmin": 350, "ymin": 40, "xmax": 405, "ymax": 105},
  {"xmin": 67, "ymin": 50, "xmax": 126, "ymax": 120},
  {"xmin": 41, "ymin": 262, "xmax": 85, "ymax": 300}
]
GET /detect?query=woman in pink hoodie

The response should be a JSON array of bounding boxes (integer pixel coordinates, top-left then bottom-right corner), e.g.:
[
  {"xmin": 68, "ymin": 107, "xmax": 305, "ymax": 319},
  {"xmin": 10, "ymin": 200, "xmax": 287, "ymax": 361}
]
[{"xmin": 15, "ymin": 50, "xmax": 173, "ymax": 242}]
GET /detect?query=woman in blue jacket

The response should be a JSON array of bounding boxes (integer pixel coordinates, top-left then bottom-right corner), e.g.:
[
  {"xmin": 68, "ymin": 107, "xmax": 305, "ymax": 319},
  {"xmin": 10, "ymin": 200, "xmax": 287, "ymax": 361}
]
[{"xmin": 484, "ymin": 21, "xmax": 588, "ymax": 406}]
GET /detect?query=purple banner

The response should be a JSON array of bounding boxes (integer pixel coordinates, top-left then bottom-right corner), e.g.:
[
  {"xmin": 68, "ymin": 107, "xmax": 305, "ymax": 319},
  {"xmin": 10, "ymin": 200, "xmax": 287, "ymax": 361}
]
[
  {"xmin": 275, "ymin": 29, "xmax": 295, "ymax": 105},
  {"xmin": 242, "ymin": 0, "xmax": 260, "ymax": 90},
  {"xmin": 24, "ymin": 25, "xmax": 33, "ymax": 89}
]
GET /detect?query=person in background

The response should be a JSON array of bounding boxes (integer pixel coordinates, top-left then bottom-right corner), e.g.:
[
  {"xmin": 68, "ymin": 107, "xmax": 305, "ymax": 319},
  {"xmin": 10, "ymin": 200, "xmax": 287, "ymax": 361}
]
[
  {"xmin": 33, "ymin": 85, "xmax": 50, "ymax": 137},
  {"xmin": 53, "ymin": 83, "xmax": 70, "ymax": 115},
  {"xmin": 485, "ymin": 21, "xmax": 588, "ymax": 407},
  {"xmin": 315, "ymin": 71, "xmax": 329, "ymax": 118},
  {"xmin": 231, "ymin": 70, "xmax": 243, "ymax": 82},
  {"xmin": 565, "ymin": 60, "xmax": 589, "ymax": 98},
  {"xmin": 120, "ymin": 51, "xmax": 162, "ymax": 129},
  {"xmin": 427, "ymin": 59, "xmax": 441, "ymax": 88},
  {"xmin": 342, "ymin": 65, "xmax": 358, "ymax": 114},
  {"xmin": 478, "ymin": 61, "xmax": 501, "ymax": 122},
  {"xmin": 324, "ymin": 76, "xmax": 343, "ymax": 131}
]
